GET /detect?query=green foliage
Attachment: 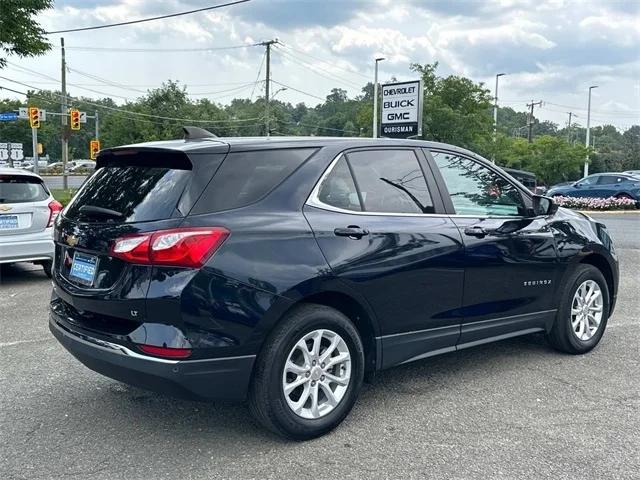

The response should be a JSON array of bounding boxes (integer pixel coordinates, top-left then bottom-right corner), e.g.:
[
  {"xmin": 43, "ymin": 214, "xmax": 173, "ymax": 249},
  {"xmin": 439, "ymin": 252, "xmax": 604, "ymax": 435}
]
[
  {"xmin": 411, "ymin": 62, "xmax": 493, "ymax": 152},
  {"xmin": 0, "ymin": 0, "xmax": 52, "ymax": 68}
]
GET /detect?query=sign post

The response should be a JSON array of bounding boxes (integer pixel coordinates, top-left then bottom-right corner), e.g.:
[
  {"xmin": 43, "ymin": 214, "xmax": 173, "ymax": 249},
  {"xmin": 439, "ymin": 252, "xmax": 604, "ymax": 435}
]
[{"xmin": 380, "ymin": 80, "xmax": 423, "ymax": 139}]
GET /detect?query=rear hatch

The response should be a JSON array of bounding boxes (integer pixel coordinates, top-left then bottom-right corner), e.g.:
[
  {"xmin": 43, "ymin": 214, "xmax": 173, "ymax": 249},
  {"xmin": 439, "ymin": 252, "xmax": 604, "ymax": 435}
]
[
  {"xmin": 52, "ymin": 146, "xmax": 227, "ymax": 331},
  {"xmin": 0, "ymin": 173, "xmax": 52, "ymax": 236}
]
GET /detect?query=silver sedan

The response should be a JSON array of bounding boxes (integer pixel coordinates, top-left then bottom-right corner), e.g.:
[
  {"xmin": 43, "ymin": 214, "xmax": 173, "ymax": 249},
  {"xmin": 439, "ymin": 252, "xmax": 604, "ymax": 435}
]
[{"xmin": 0, "ymin": 168, "xmax": 62, "ymax": 277}]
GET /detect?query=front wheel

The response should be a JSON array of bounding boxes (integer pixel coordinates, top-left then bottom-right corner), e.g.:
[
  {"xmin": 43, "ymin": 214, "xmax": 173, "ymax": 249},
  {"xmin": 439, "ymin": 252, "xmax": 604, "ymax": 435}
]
[
  {"xmin": 248, "ymin": 304, "xmax": 364, "ymax": 440},
  {"xmin": 547, "ymin": 264, "xmax": 609, "ymax": 354}
]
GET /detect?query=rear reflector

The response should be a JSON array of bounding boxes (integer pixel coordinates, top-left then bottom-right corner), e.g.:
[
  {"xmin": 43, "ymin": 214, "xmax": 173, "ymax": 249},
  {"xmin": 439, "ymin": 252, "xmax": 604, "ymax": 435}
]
[
  {"xmin": 138, "ymin": 344, "xmax": 192, "ymax": 359},
  {"xmin": 110, "ymin": 227, "xmax": 229, "ymax": 268},
  {"xmin": 48, "ymin": 200, "xmax": 63, "ymax": 227}
]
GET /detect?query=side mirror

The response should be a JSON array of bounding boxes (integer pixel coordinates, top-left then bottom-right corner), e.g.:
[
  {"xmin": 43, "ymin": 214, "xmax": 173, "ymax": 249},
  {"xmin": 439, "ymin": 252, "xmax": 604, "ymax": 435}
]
[{"xmin": 532, "ymin": 195, "xmax": 558, "ymax": 216}]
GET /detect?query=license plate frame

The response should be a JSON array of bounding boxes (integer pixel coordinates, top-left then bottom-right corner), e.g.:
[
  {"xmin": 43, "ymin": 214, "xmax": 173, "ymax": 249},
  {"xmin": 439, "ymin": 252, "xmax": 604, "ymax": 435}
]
[
  {"xmin": 0, "ymin": 214, "xmax": 19, "ymax": 230},
  {"xmin": 69, "ymin": 252, "xmax": 99, "ymax": 286}
]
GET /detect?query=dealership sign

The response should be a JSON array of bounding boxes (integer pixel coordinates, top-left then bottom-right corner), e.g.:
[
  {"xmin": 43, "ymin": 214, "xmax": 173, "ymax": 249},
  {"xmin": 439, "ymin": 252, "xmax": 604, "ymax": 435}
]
[{"xmin": 380, "ymin": 80, "xmax": 423, "ymax": 138}]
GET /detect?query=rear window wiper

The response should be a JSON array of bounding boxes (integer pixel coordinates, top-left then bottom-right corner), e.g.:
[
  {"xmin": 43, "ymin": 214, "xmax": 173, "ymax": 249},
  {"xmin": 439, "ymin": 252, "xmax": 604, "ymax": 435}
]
[{"xmin": 78, "ymin": 205, "xmax": 124, "ymax": 219}]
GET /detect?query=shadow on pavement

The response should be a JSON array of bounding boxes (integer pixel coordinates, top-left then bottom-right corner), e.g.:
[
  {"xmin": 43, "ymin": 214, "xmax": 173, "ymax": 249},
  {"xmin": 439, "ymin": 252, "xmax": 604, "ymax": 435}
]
[{"xmin": 0, "ymin": 262, "xmax": 50, "ymax": 287}]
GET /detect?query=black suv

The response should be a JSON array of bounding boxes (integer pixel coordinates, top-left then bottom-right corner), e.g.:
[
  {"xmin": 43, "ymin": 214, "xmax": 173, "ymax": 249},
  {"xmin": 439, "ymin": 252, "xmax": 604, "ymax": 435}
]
[{"xmin": 50, "ymin": 132, "xmax": 618, "ymax": 439}]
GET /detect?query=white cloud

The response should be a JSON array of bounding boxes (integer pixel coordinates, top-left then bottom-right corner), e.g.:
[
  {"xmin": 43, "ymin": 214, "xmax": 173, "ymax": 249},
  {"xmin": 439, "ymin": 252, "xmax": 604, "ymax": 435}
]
[{"xmin": 4, "ymin": 0, "xmax": 638, "ymax": 130}]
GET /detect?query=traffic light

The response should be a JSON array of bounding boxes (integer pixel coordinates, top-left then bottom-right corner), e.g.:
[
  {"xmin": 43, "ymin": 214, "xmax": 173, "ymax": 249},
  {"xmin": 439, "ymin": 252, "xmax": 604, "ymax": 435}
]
[
  {"xmin": 70, "ymin": 109, "xmax": 81, "ymax": 130},
  {"xmin": 29, "ymin": 107, "xmax": 40, "ymax": 128},
  {"xmin": 89, "ymin": 139, "xmax": 100, "ymax": 160}
]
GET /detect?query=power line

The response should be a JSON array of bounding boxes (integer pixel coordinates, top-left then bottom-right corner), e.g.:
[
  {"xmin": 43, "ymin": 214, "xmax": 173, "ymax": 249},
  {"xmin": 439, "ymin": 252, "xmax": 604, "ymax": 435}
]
[
  {"xmin": 271, "ymin": 80, "xmax": 326, "ymax": 101},
  {"xmin": 58, "ymin": 43, "xmax": 260, "ymax": 53},
  {"xmin": 250, "ymin": 52, "xmax": 266, "ymax": 101},
  {"xmin": 67, "ymin": 66, "xmax": 259, "ymax": 97},
  {"xmin": 45, "ymin": 0, "xmax": 251, "ymax": 34},
  {"xmin": 278, "ymin": 44, "xmax": 370, "ymax": 80},
  {"xmin": 0, "ymin": 81, "xmax": 262, "ymax": 124},
  {"xmin": 274, "ymin": 46, "xmax": 362, "ymax": 90}
]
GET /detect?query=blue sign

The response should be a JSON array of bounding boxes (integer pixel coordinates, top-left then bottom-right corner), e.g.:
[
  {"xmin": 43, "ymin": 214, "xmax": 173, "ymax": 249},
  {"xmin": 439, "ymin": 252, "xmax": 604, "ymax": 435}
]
[{"xmin": 0, "ymin": 112, "xmax": 18, "ymax": 121}]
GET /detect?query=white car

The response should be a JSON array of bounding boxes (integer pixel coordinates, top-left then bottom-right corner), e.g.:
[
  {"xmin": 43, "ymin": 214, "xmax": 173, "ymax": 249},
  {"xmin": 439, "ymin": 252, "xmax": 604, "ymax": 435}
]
[{"xmin": 0, "ymin": 168, "xmax": 62, "ymax": 276}]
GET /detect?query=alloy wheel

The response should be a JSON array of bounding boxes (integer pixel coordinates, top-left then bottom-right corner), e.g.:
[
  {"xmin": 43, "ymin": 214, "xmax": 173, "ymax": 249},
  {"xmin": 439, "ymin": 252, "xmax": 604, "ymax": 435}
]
[
  {"xmin": 282, "ymin": 329, "xmax": 351, "ymax": 419},
  {"xmin": 571, "ymin": 280, "xmax": 603, "ymax": 341}
]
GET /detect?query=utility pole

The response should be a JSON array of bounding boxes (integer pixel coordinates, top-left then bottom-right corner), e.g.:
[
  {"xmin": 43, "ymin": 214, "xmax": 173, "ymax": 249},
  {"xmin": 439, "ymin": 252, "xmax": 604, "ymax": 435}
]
[
  {"xmin": 260, "ymin": 39, "xmax": 278, "ymax": 137},
  {"xmin": 95, "ymin": 110, "xmax": 99, "ymax": 140},
  {"xmin": 492, "ymin": 73, "xmax": 505, "ymax": 162},
  {"xmin": 566, "ymin": 112, "xmax": 574, "ymax": 142},
  {"xmin": 32, "ymin": 127, "xmax": 39, "ymax": 174},
  {"xmin": 60, "ymin": 37, "xmax": 69, "ymax": 190},
  {"xmin": 372, "ymin": 57, "xmax": 385, "ymax": 138},
  {"xmin": 526, "ymin": 100, "xmax": 542, "ymax": 143},
  {"xmin": 584, "ymin": 85, "xmax": 598, "ymax": 177}
]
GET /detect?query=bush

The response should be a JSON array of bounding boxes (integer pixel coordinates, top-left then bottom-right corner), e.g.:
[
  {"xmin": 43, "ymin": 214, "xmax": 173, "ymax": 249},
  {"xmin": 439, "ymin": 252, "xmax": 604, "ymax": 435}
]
[{"xmin": 554, "ymin": 196, "xmax": 637, "ymax": 210}]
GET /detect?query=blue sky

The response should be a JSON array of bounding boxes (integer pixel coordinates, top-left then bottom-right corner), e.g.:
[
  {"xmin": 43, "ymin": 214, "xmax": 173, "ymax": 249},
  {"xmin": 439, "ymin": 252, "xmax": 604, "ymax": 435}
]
[{"xmin": 3, "ymin": 0, "xmax": 639, "ymax": 130}]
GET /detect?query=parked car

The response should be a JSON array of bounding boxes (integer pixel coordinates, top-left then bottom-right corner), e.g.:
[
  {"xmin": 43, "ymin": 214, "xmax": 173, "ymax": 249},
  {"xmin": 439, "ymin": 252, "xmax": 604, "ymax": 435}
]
[
  {"xmin": 547, "ymin": 173, "xmax": 640, "ymax": 203},
  {"xmin": 70, "ymin": 160, "xmax": 96, "ymax": 173},
  {"xmin": 49, "ymin": 133, "xmax": 618, "ymax": 439},
  {"xmin": 0, "ymin": 168, "xmax": 62, "ymax": 276}
]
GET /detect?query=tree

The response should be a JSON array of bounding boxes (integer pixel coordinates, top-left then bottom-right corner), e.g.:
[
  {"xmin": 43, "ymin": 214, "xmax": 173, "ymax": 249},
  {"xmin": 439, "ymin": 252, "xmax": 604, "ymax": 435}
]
[
  {"xmin": 0, "ymin": 0, "xmax": 52, "ymax": 68},
  {"xmin": 410, "ymin": 62, "xmax": 494, "ymax": 153}
]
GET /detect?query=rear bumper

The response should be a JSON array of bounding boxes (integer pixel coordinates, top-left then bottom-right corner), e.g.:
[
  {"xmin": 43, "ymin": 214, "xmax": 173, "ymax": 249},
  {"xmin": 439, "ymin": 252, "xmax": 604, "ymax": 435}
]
[
  {"xmin": 0, "ymin": 228, "xmax": 54, "ymax": 264},
  {"xmin": 49, "ymin": 315, "xmax": 255, "ymax": 402}
]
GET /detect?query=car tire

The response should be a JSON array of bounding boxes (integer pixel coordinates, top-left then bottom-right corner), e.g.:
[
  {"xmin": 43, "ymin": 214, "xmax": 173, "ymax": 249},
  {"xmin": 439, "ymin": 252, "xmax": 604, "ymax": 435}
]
[
  {"xmin": 248, "ymin": 304, "xmax": 364, "ymax": 440},
  {"xmin": 547, "ymin": 264, "xmax": 609, "ymax": 354},
  {"xmin": 42, "ymin": 261, "xmax": 53, "ymax": 278}
]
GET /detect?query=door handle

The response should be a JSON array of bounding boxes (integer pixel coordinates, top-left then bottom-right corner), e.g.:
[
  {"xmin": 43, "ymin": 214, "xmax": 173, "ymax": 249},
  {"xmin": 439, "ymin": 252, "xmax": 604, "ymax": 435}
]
[
  {"xmin": 464, "ymin": 226, "xmax": 487, "ymax": 238},
  {"xmin": 334, "ymin": 226, "xmax": 369, "ymax": 239}
]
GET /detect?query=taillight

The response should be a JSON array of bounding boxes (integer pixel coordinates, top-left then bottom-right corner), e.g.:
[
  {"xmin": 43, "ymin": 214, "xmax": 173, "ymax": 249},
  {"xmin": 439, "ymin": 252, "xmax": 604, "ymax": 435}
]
[
  {"xmin": 110, "ymin": 227, "xmax": 229, "ymax": 268},
  {"xmin": 47, "ymin": 200, "xmax": 63, "ymax": 227},
  {"xmin": 138, "ymin": 344, "xmax": 192, "ymax": 359}
]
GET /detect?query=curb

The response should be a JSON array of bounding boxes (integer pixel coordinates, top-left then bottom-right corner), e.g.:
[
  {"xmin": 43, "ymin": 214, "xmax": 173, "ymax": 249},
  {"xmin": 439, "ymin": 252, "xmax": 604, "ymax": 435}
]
[{"xmin": 577, "ymin": 210, "xmax": 640, "ymax": 215}]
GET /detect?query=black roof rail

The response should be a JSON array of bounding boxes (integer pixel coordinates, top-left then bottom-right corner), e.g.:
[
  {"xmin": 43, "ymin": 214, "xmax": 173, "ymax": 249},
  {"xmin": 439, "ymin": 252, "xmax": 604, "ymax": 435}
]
[{"xmin": 183, "ymin": 126, "xmax": 217, "ymax": 140}]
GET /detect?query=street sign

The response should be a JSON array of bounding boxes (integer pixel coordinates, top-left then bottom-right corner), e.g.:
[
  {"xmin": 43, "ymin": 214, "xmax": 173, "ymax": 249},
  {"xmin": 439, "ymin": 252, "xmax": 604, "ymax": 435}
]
[
  {"xmin": 0, "ymin": 143, "xmax": 23, "ymax": 163},
  {"xmin": 380, "ymin": 80, "xmax": 423, "ymax": 138},
  {"xmin": 0, "ymin": 112, "xmax": 18, "ymax": 121},
  {"xmin": 18, "ymin": 107, "xmax": 27, "ymax": 119},
  {"xmin": 79, "ymin": 111, "xmax": 87, "ymax": 123}
]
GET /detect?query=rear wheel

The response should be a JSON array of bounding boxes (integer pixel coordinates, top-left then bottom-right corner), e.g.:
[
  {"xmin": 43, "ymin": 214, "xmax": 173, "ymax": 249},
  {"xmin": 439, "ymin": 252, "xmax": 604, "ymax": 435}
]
[
  {"xmin": 547, "ymin": 264, "xmax": 609, "ymax": 354},
  {"xmin": 615, "ymin": 193, "xmax": 633, "ymax": 199},
  {"xmin": 248, "ymin": 304, "xmax": 364, "ymax": 440}
]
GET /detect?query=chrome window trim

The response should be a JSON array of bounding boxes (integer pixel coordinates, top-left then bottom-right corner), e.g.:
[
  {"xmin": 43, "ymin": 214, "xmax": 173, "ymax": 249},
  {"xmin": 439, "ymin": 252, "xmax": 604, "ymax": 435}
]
[{"xmin": 305, "ymin": 150, "xmax": 530, "ymax": 220}]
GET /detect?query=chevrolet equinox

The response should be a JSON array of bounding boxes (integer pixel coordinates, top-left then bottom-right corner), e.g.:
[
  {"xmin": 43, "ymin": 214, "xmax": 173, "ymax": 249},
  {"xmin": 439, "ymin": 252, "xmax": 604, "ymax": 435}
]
[{"xmin": 50, "ymin": 129, "xmax": 618, "ymax": 439}]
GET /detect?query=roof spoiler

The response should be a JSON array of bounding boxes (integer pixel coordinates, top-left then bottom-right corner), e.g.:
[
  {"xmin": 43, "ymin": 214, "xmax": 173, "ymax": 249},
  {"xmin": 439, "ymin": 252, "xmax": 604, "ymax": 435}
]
[{"xmin": 183, "ymin": 126, "xmax": 217, "ymax": 140}]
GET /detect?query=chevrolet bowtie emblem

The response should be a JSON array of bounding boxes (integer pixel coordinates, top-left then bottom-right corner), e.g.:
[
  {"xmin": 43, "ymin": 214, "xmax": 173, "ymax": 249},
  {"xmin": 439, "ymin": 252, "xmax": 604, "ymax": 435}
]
[
  {"xmin": 0, "ymin": 205, "xmax": 12, "ymax": 212},
  {"xmin": 66, "ymin": 235, "xmax": 79, "ymax": 247}
]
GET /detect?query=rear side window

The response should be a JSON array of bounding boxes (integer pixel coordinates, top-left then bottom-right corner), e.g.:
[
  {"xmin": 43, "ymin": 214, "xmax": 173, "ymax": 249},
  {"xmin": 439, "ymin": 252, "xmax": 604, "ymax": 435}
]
[
  {"xmin": 195, "ymin": 148, "xmax": 317, "ymax": 213},
  {"xmin": 317, "ymin": 157, "xmax": 361, "ymax": 211},
  {"xmin": 346, "ymin": 149, "xmax": 434, "ymax": 214},
  {"xmin": 0, "ymin": 176, "xmax": 49, "ymax": 203},
  {"xmin": 65, "ymin": 164, "xmax": 191, "ymax": 223},
  {"xmin": 597, "ymin": 175, "xmax": 624, "ymax": 185}
]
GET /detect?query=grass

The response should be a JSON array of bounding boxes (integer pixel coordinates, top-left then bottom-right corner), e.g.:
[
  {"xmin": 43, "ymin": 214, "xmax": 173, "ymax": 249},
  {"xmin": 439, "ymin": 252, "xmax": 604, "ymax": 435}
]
[{"xmin": 50, "ymin": 189, "xmax": 77, "ymax": 207}]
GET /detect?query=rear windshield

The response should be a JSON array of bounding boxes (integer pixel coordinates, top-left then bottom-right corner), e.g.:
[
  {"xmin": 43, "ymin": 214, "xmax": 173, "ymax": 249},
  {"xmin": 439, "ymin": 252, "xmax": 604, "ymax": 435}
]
[
  {"xmin": 193, "ymin": 148, "xmax": 317, "ymax": 213},
  {"xmin": 64, "ymin": 165, "xmax": 191, "ymax": 223},
  {"xmin": 0, "ymin": 176, "xmax": 49, "ymax": 203}
]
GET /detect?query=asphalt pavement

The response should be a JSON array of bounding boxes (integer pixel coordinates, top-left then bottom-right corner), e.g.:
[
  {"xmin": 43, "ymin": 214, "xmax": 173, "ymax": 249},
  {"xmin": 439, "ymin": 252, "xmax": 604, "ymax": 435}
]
[{"xmin": 1, "ymin": 213, "xmax": 638, "ymax": 480}]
